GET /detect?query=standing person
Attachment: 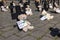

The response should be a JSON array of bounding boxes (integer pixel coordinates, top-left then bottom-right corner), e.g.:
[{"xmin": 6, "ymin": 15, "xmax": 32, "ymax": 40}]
[
  {"xmin": 35, "ymin": 0, "xmax": 40, "ymax": 11},
  {"xmin": 50, "ymin": 0, "xmax": 52, "ymax": 3},
  {"xmin": 0, "ymin": 0, "xmax": 4, "ymax": 7},
  {"xmin": 9, "ymin": 1, "xmax": 15, "ymax": 13},
  {"xmin": 15, "ymin": 4, "xmax": 23, "ymax": 21},
  {"xmin": 19, "ymin": 0, "xmax": 23, "ymax": 3},
  {"xmin": 27, "ymin": 0, "xmax": 30, "ymax": 5},
  {"xmin": 15, "ymin": 4, "xmax": 21, "ymax": 14},
  {"xmin": 42, "ymin": 0, "xmax": 46, "ymax": 5},
  {"xmin": 46, "ymin": 0, "xmax": 49, "ymax": 9},
  {"xmin": 53, "ymin": 0, "xmax": 55, "ymax": 8},
  {"xmin": 43, "ymin": 0, "xmax": 49, "ymax": 11},
  {"xmin": 57, "ymin": 0, "xmax": 59, "ymax": 5},
  {"xmin": 19, "ymin": 2, "xmax": 23, "ymax": 12},
  {"xmin": 23, "ymin": 2, "xmax": 29, "ymax": 13}
]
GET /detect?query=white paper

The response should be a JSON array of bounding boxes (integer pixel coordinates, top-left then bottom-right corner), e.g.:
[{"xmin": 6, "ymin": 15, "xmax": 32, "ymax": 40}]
[
  {"xmin": 40, "ymin": 16, "xmax": 47, "ymax": 21},
  {"xmin": 17, "ymin": 20, "xmax": 27, "ymax": 29}
]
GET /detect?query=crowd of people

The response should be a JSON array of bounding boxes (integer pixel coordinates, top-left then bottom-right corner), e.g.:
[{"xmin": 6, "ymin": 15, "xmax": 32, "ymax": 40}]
[{"xmin": 0, "ymin": 0, "xmax": 60, "ymax": 32}]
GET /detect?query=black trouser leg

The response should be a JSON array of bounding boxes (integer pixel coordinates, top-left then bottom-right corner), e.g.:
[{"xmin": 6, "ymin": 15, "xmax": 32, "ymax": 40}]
[
  {"xmin": 10, "ymin": 8, "xmax": 13, "ymax": 13},
  {"xmin": 35, "ymin": 1, "xmax": 39, "ymax": 11}
]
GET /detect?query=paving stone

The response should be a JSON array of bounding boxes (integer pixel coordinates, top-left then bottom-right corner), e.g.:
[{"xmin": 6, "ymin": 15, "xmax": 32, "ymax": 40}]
[
  {"xmin": 0, "ymin": 13, "xmax": 12, "ymax": 26},
  {"xmin": 1, "ymin": 25, "xmax": 14, "ymax": 32},
  {"xmin": 20, "ymin": 36, "xmax": 36, "ymax": 40},
  {"xmin": 40, "ymin": 36, "xmax": 54, "ymax": 40},
  {"xmin": 54, "ymin": 23, "xmax": 60, "ymax": 29},
  {"xmin": 56, "ymin": 38, "xmax": 60, "ymax": 40},
  {"xmin": 45, "ymin": 32, "xmax": 55, "ymax": 39},
  {"xmin": 30, "ymin": 23, "xmax": 55, "ymax": 38},
  {"xmin": 0, "ymin": 36, "xmax": 5, "ymax": 40},
  {"xmin": 0, "ymin": 25, "xmax": 5, "ymax": 29},
  {"xmin": 1, "ymin": 30, "xmax": 14, "ymax": 38},
  {"xmin": 5, "ymin": 35, "xmax": 20, "ymax": 40},
  {"xmin": 14, "ymin": 31, "xmax": 31, "ymax": 38},
  {"xmin": 30, "ymin": 29, "xmax": 47, "ymax": 38},
  {"xmin": 1, "ymin": 27, "xmax": 19, "ymax": 38}
]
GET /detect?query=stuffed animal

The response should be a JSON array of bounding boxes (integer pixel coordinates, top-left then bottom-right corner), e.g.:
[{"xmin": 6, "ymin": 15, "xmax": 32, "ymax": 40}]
[
  {"xmin": 25, "ymin": 5, "xmax": 33, "ymax": 16},
  {"xmin": 40, "ymin": 10, "xmax": 54, "ymax": 21},
  {"xmin": 38, "ymin": 5, "xmax": 42, "ymax": 11},
  {"xmin": 16, "ymin": 20, "xmax": 34, "ymax": 32},
  {"xmin": 45, "ymin": 13, "xmax": 54, "ymax": 20},
  {"xmin": 19, "ymin": 3, "xmax": 23, "ymax": 8},
  {"xmin": 22, "ymin": 20, "xmax": 34, "ymax": 32},
  {"xmin": 1, "ymin": 6, "xmax": 8, "ymax": 12},
  {"xmin": 17, "ymin": 14, "xmax": 34, "ymax": 32},
  {"xmin": 49, "ymin": 3, "xmax": 53, "ymax": 9},
  {"xmin": 54, "ymin": 2, "xmax": 59, "ymax": 8},
  {"xmin": 42, "ymin": 10, "xmax": 48, "ymax": 15},
  {"xmin": 18, "ymin": 14, "xmax": 27, "ymax": 20},
  {"xmin": 54, "ymin": 7, "xmax": 60, "ymax": 13}
]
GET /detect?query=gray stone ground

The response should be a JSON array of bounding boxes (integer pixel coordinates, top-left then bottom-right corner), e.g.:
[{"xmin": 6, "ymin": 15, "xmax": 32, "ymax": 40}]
[{"xmin": 0, "ymin": 1, "xmax": 60, "ymax": 40}]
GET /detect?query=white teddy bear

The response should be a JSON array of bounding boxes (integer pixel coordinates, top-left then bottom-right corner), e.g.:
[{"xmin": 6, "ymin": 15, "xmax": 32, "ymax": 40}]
[
  {"xmin": 17, "ymin": 14, "xmax": 34, "ymax": 32},
  {"xmin": 25, "ymin": 5, "xmax": 33, "ymax": 16},
  {"xmin": 40, "ymin": 10, "xmax": 54, "ymax": 21}
]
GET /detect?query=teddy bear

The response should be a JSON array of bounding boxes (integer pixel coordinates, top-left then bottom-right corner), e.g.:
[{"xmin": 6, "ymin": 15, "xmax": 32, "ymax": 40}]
[
  {"xmin": 54, "ymin": 7, "xmax": 60, "ymax": 13},
  {"xmin": 38, "ymin": 5, "xmax": 42, "ymax": 12},
  {"xmin": 25, "ymin": 5, "xmax": 33, "ymax": 16},
  {"xmin": 40, "ymin": 10, "xmax": 54, "ymax": 21},
  {"xmin": 17, "ymin": 14, "xmax": 34, "ymax": 32},
  {"xmin": 0, "ymin": 0, "xmax": 8, "ymax": 12},
  {"xmin": 18, "ymin": 14, "xmax": 27, "ymax": 20},
  {"xmin": 49, "ymin": 3, "xmax": 53, "ymax": 9}
]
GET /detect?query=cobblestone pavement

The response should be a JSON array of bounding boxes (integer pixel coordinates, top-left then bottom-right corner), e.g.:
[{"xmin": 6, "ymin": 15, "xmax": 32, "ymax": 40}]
[{"xmin": 0, "ymin": 1, "xmax": 60, "ymax": 40}]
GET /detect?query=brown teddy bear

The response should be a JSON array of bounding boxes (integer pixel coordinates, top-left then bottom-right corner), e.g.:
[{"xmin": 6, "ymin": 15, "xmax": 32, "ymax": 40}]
[
  {"xmin": 17, "ymin": 14, "xmax": 34, "ymax": 32},
  {"xmin": 18, "ymin": 14, "xmax": 27, "ymax": 20}
]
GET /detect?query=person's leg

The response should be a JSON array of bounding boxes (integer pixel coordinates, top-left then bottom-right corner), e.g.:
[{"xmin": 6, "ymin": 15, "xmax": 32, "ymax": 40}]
[
  {"xmin": 57, "ymin": 0, "xmax": 59, "ymax": 5},
  {"xmin": 35, "ymin": 1, "xmax": 40, "ymax": 11},
  {"xmin": 27, "ymin": 0, "xmax": 30, "ymax": 5},
  {"xmin": 19, "ymin": 0, "xmax": 23, "ymax": 3},
  {"xmin": 10, "ymin": 8, "xmax": 13, "ymax": 13}
]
